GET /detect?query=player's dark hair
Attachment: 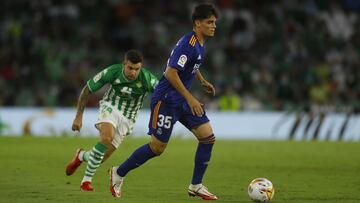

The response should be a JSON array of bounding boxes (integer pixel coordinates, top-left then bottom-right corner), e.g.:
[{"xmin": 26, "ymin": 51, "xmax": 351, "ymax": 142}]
[
  {"xmin": 124, "ymin": 49, "xmax": 143, "ymax": 64},
  {"xmin": 192, "ymin": 3, "xmax": 219, "ymax": 23}
]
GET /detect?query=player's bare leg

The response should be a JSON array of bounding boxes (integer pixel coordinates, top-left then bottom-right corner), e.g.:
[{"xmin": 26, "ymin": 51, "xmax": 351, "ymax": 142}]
[
  {"xmin": 149, "ymin": 135, "xmax": 167, "ymax": 155},
  {"xmin": 188, "ymin": 122, "xmax": 217, "ymax": 200}
]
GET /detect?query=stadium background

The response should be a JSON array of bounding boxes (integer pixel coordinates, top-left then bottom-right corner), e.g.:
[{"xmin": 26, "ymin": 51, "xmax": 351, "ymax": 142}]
[
  {"xmin": 1, "ymin": 1, "xmax": 360, "ymax": 203},
  {"xmin": 1, "ymin": 0, "xmax": 360, "ymax": 140},
  {"xmin": 1, "ymin": 0, "xmax": 359, "ymax": 110}
]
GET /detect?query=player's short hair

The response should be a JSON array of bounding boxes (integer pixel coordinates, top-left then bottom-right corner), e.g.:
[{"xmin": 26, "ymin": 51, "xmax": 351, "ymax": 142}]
[
  {"xmin": 191, "ymin": 3, "xmax": 219, "ymax": 23},
  {"xmin": 124, "ymin": 49, "xmax": 143, "ymax": 64}
]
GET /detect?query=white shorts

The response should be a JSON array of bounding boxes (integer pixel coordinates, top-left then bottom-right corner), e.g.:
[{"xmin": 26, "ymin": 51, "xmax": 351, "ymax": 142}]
[{"xmin": 95, "ymin": 101, "xmax": 134, "ymax": 148}]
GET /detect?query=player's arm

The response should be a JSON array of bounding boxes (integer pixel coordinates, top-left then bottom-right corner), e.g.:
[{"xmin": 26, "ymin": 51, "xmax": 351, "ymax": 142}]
[
  {"xmin": 196, "ymin": 69, "xmax": 216, "ymax": 96},
  {"xmin": 72, "ymin": 85, "xmax": 91, "ymax": 132},
  {"xmin": 72, "ymin": 65, "xmax": 114, "ymax": 131},
  {"xmin": 164, "ymin": 67, "xmax": 204, "ymax": 116}
]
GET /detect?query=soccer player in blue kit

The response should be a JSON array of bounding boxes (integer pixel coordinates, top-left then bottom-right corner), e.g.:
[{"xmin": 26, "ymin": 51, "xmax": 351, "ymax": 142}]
[{"xmin": 109, "ymin": 4, "xmax": 219, "ymax": 200}]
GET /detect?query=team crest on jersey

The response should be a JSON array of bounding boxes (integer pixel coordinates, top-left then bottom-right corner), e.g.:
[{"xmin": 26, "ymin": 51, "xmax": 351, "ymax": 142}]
[
  {"xmin": 136, "ymin": 82, "xmax": 142, "ymax": 88},
  {"xmin": 93, "ymin": 72, "xmax": 102, "ymax": 83},
  {"xmin": 177, "ymin": 54, "xmax": 187, "ymax": 67},
  {"xmin": 157, "ymin": 128, "xmax": 162, "ymax": 135}
]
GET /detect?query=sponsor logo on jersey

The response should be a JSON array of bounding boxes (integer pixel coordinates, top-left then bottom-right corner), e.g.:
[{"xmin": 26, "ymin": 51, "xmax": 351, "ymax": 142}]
[
  {"xmin": 120, "ymin": 86, "xmax": 132, "ymax": 94},
  {"xmin": 177, "ymin": 54, "xmax": 187, "ymax": 67}
]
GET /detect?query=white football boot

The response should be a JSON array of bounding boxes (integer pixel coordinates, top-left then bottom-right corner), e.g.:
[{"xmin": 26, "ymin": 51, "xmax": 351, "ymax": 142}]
[
  {"xmin": 109, "ymin": 166, "xmax": 124, "ymax": 198},
  {"xmin": 188, "ymin": 184, "xmax": 218, "ymax": 200}
]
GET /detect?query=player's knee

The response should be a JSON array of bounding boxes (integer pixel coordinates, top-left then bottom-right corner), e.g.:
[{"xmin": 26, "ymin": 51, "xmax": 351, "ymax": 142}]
[
  {"xmin": 99, "ymin": 123, "xmax": 115, "ymax": 145},
  {"xmin": 198, "ymin": 134, "xmax": 216, "ymax": 144},
  {"xmin": 149, "ymin": 141, "xmax": 167, "ymax": 155}
]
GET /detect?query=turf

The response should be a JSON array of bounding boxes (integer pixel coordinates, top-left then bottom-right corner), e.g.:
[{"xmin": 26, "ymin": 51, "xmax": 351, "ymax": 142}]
[{"xmin": 0, "ymin": 136, "xmax": 359, "ymax": 203}]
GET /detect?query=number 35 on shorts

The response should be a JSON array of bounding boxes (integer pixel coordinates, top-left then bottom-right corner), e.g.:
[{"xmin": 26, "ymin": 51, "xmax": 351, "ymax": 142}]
[{"xmin": 157, "ymin": 114, "xmax": 172, "ymax": 129}]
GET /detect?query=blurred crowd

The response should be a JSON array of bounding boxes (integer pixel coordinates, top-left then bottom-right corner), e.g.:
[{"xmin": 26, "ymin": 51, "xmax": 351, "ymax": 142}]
[{"xmin": 1, "ymin": 0, "xmax": 360, "ymax": 112}]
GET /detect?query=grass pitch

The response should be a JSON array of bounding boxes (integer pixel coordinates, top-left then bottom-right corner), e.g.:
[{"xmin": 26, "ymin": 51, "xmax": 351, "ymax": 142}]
[{"xmin": 0, "ymin": 136, "xmax": 359, "ymax": 203}]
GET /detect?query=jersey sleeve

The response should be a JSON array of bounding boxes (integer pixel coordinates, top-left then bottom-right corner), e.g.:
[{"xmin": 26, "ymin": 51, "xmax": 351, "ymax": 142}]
[
  {"xmin": 167, "ymin": 39, "xmax": 194, "ymax": 71},
  {"xmin": 141, "ymin": 69, "xmax": 159, "ymax": 93},
  {"xmin": 87, "ymin": 65, "xmax": 118, "ymax": 92},
  {"xmin": 147, "ymin": 72, "xmax": 159, "ymax": 93}
]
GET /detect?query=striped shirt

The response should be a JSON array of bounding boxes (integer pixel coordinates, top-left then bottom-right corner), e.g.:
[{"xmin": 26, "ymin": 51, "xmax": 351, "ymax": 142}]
[{"xmin": 87, "ymin": 64, "xmax": 158, "ymax": 122}]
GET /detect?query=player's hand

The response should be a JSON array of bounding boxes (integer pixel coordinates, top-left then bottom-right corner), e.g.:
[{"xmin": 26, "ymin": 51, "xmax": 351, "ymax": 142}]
[
  {"xmin": 187, "ymin": 96, "xmax": 204, "ymax": 117},
  {"xmin": 72, "ymin": 116, "xmax": 83, "ymax": 132},
  {"xmin": 201, "ymin": 80, "xmax": 216, "ymax": 96}
]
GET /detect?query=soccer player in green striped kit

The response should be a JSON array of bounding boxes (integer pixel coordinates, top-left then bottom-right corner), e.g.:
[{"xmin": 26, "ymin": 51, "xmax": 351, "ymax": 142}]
[{"xmin": 65, "ymin": 50, "xmax": 158, "ymax": 191}]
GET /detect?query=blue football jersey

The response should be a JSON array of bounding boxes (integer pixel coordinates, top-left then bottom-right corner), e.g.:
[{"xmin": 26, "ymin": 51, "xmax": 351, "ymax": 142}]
[{"xmin": 151, "ymin": 31, "xmax": 205, "ymax": 105}]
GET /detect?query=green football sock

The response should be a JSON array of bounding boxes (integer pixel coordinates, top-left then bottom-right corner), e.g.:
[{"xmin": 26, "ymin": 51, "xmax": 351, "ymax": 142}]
[
  {"xmin": 82, "ymin": 142, "xmax": 107, "ymax": 182},
  {"xmin": 82, "ymin": 151, "xmax": 90, "ymax": 162}
]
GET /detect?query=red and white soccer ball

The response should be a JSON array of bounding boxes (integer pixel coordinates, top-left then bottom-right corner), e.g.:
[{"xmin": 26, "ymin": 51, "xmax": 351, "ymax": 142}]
[{"xmin": 248, "ymin": 178, "xmax": 275, "ymax": 202}]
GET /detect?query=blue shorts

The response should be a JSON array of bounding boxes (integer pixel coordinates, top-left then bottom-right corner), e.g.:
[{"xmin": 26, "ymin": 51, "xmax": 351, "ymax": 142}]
[{"xmin": 147, "ymin": 100, "xmax": 210, "ymax": 143}]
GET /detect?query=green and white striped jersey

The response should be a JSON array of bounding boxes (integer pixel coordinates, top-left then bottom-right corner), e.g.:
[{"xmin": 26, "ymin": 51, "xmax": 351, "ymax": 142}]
[{"xmin": 87, "ymin": 64, "xmax": 158, "ymax": 122}]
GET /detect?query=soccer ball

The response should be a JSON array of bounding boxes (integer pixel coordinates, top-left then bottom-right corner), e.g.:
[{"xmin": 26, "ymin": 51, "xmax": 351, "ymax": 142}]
[{"xmin": 248, "ymin": 178, "xmax": 275, "ymax": 202}]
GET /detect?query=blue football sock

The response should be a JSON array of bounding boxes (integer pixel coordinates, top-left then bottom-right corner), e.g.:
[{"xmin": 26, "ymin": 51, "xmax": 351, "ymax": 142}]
[
  {"xmin": 191, "ymin": 136, "xmax": 215, "ymax": 184},
  {"xmin": 117, "ymin": 144, "xmax": 157, "ymax": 177}
]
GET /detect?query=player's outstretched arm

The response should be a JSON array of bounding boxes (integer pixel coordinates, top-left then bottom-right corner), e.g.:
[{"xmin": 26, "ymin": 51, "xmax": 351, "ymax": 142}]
[
  {"xmin": 196, "ymin": 70, "xmax": 216, "ymax": 96},
  {"xmin": 164, "ymin": 67, "xmax": 204, "ymax": 116},
  {"xmin": 72, "ymin": 85, "xmax": 91, "ymax": 132}
]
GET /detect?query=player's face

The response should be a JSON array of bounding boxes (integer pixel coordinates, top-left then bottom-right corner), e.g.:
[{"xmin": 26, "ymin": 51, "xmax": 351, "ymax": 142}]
[
  {"xmin": 123, "ymin": 60, "xmax": 142, "ymax": 81},
  {"xmin": 197, "ymin": 15, "xmax": 217, "ymax": 37}
]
